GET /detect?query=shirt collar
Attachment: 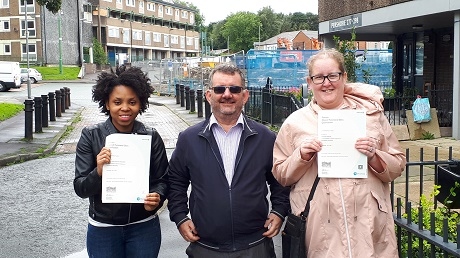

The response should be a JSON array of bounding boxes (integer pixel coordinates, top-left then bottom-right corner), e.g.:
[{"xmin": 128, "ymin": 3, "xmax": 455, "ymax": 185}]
[{"xmin": 209, "ymin": 113, "xmax": 245, "ymax": 129}]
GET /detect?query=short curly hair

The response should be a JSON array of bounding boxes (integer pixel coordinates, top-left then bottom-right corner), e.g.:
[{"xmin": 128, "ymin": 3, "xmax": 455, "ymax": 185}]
[{"xmin": 92, "ymin": 65, "xmax": 154, "ymax": 115}]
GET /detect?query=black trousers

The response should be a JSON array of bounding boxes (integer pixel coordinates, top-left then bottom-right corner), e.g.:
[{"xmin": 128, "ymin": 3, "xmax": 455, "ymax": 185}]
[{"xmin": 185, "ymin": 238, "xmax": 276, "ymax": 258}]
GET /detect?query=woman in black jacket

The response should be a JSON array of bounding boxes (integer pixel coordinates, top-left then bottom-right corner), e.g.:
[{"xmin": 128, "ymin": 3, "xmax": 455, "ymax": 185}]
[{"xmin": 74, "ymin": 65, "xmax": 168, "ymax": 258}]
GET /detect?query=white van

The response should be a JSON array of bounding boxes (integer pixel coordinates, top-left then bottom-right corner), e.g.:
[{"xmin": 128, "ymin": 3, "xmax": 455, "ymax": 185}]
[{"xmin": 0, "ymin": 61, "xmax": 22, "ymax": 92}]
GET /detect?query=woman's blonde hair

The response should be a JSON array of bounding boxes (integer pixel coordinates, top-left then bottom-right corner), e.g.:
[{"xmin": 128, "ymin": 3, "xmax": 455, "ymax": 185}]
[{"xmin": 307, "ymin": 48, "xmax": 346, "ymax": 75}]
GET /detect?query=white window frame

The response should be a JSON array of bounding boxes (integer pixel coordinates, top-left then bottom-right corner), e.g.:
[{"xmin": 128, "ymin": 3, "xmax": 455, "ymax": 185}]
[
  {"xmin": 190, "ymin": 13, "xmax": 194, "ymax": 24},
  {"xmin": 153, "ymin": 33, "xmax": 161, "ymax": 42},
  {"xmin": 145, "ymin": 31, "xmax": 151, "ymax": 45},
  {"xmin": 2, "ymin": 43, "xmax": 11, "ymax": 55},
  {"xmin": 158, "ymin": 5, "xmax": 163, "ymax": 18},
  {"xmin": 194, "ymin": 38, "xmax": 199, "ymax": 50},
  {"xmin": 180, "ymin": 36, "xmax": 185, "ymax": 48},
  {"xmin": 19, "ymin": 0, "xmax": 34, "ymax": 14},
  {"xmin": 175, "ymin": 9, "xmax": 179, "ymax": 20},
  {"xmin": 181, "ymin": 11, "xmax": 188, "ymax": 19},
  {"xmin": 132, "ymin": 30, "xmax": 142, "ymax": 40},
  {"xmin": 147, "ymin": 2, "xmax": 154, "ymax": 11},
  {"xmin": 0, "ymin": 19, "xmax": 10, "ymax": 32},
  {"xmin": 165, "ymin": 6, "xmax": 171, "ymax": 15},
  {"xmin": 20, "ymin": 19, "xmax": 36, "ymax": 38},
  {"xmin": 1, "ymin": 0, "xmax": 9, "ymax": 8},
  {"xmin": 122, "ymin": 29, "xmax": 130, "ymax": 43},
  {"xmin": 171, "ymin": 35, "xmax": 178, "ymax": 44},
  {"xmin": 164, "ymin": 34, "xmax": 169, "ymax": 47},
  {"xmin": 126, "ymin": 0, "xmax": 135, "ymax": 7},
  {"xmin": 21, "ymin": 43, "xmax": 37, "ymax": 61},
  {"xmin": 138, "ymin": 0, "xmax": 144, "ymax": 14},
  {"xmin": 116, "ymin": 0, "xmax": 122, "ymax": 9},
  {"xmin": 108, "ymin": 26, "xmax": 120, "ymax": 38},
  {"xmin": 186, "ymin": 37, "xmax": 193, "ymax": 46}
]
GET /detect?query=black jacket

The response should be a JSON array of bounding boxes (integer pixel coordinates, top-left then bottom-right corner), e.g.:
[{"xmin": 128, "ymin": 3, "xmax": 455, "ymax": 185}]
[
  {"xmin": 167, "ymin": 115, "xmax": 290, "ymax": 252},
  {"xmin": 74, "ymin": 118, "xmax": 168, "ymax": 225}
]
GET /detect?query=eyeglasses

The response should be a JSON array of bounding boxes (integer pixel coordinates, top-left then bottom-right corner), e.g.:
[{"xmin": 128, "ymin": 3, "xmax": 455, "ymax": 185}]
[
  {"xmin": 210, "ymin": 86, "xmax": 243, "ymax": 94},
  {"xmin": 310, "ymin": 72, "xmax": 342, "ymax": 85}
]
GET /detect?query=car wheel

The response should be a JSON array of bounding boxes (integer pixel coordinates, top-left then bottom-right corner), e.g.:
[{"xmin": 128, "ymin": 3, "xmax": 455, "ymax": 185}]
[
  {"xmin": 31, "ymin": 78, "xmax": 37, "ymax": 84},
  {"xmin": 0, "ymin": 82, "xmax": 6, "ymax": 92}
]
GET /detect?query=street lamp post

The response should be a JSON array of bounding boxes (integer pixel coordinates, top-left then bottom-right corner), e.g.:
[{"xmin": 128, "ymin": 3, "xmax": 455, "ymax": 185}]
[
  {"xmin": 25, "ymin": 0, "xmax": 31, "ymax": 98},
  {"xmin": 58, "ymin": 10, "xmax": 63, "ymax": 74}
]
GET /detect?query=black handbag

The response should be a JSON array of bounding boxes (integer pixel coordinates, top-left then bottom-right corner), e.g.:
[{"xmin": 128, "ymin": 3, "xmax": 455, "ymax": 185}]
[{"xmin": 282, "ymin": 175, "xmax": 320, "ymax": 258}]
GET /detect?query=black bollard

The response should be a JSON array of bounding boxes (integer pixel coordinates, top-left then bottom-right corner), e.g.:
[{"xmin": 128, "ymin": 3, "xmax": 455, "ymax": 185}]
[
  {"xmin": 55, "ymin": 89, "xmax": 62, "ymax": 117},
  {"xmin": 190, "ymin": 89, "xmax": 195, "ymax": 113},
  {"xmin": 65, "ymin": 87, "xmax": 71, "ymax": 107},
  {"xmin": 63, "ymin": 87, "xmax": 69, "ymax": 109},
  {"xmin": 185, "ymin": 86, "xmax": 190, "ymax": 110},
  {"xmin": 60, "ymin": 88, "xmax": 65, "ymax": 113},
  {"xmin": 41, "ymin": 94, "xmax": 49, "ymax": 127},
  {"xmin": 205, "ymin": 96, "xmax": 211, "ymax": 120},
  {"xmin": 179, "ymin": 84, "xmax": 185, "ymax": 107},
  {"xmin": 24, "ymin": 99, "xmax": 34, "ymax": 140},
  {"xmin": 196, "ymin": 89, "xmax": 203, "ymax": 118},
  {"xmin": 48, "ymin": 92, "xmax": 56, "ymax": 121},
  {"xmin": 34, "ymin": 96, "xmax": 43, "ymax": 133},
  {"xmin": 175, "ymin": 84, "xmax": 180, "ymax": 104}
]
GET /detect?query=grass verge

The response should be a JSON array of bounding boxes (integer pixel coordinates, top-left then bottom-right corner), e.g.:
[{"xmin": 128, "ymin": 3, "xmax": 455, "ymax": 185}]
[{"xmin": 0, "ymin": 103, "xmax": 24, "ymax": 121}]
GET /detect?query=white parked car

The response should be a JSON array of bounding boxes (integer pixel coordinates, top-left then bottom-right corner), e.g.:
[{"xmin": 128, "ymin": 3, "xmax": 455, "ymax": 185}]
[{"xmin": 21, "ymin": 68, "xmax": 42, "ymax": 84}]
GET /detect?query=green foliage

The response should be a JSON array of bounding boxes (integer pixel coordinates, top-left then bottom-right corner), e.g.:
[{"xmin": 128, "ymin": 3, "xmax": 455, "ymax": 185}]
[
  {"xmin": 0, "ymin": 103, "xmax": 24, "ymax": 121},
  {"xmin": 36, "ymin": 0, "xmax": 61, "ymax": 14},
  {"xmin": 383, "ymin": 87, "xmax": 396, "ymax": 98},
  {"xmin": 400, "ymin": 184, "xmax": 460, "ymax": 257},
  {"xmin": 422, "ymin": 131, "xmax": 435, "ymax": 140},
  {"xmin": 35, "ymin": 66, "xmax": 80, "ymax": 80},
  {"xmin": 222, "ymin": 12, "xmax": 261, "ymax": 52},
  {"xmin": 92, "ymin": 38, "xmax": 108, "ymax": 66},
  {"xmin": 362, "ymin": 65, "xmax": 375, "ymax": 84},
  {"xmin": 333, "ymin": 28, "xmax": 361, "ymax": 82}
]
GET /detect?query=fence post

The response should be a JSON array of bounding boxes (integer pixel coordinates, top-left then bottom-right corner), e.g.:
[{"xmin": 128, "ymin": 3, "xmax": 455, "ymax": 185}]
[
  {"xmin": 196, "ymin": 89, "xmax": 203, "ymax": 118},
  {"xmin": 180, "ymin": 84, "xmax": 185, "ymax": 107},
  {"xmin": 65, "ymin": 87, "xmax": 71, "ymax": 107},
  {"xmin": 190, "ymin": 89, "xmax": 195, "ymax": 113},
  {"xmin": 60, "ymin": 88, "xmax": 66, "ymax": 113},
  {"xmin": 55, "ymin": 89, "xmax": 62, "ymax": 117},
  {"xmin": 48, "ymin": 92, "xmax": 56, "ymax": 121},
  {"xmin": 41, "ymin": 94, "xmax": 49, "ymax": 127},
  {"xmin": 24, "ymin": 99, "xmax": 34, "ymax": 140},
  {"xmin": 175, "ymin": 84, "xmax": 180, "ymax": 104},
  {"xmin": 185, "ymin": 86, "xmax": 190, "ymax": 110},
  {"xmin": 34, "ymin": 96, "xmax": 43, "ymax": 133}
]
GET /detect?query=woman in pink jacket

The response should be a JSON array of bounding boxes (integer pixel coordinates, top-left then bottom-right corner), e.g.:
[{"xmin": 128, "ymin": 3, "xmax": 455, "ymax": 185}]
[{"xmin": 272, "ymin": 48, "xmax": 406, "ymax": 257}]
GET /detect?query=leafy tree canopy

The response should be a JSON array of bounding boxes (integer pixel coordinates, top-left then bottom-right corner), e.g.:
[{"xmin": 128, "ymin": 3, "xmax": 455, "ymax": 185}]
[
  {"xmin": 36, "ymin": 0, "xmax": 62, "ymax": 14},
  {"xmin": 222, "ymin": 12, "xmax": 260, "ymax": 53}
]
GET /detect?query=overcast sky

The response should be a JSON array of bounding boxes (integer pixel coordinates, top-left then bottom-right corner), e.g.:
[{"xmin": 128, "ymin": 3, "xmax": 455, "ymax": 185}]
[{"xmin": 188, "ymin": 0, "xmax": 318, "ymax": 25}]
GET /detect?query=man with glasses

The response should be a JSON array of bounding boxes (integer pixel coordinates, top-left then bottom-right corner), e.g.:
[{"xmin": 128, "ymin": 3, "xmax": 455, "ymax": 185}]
[{"xmin": 167, "ymin": 64, "xmax": 290, "ymax": 257}]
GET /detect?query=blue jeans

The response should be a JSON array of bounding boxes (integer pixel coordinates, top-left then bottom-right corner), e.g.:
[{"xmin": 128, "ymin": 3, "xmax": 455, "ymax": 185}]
[{"xmin": 86, "ymin": 216, "xmax": 161, "ymax": 258}]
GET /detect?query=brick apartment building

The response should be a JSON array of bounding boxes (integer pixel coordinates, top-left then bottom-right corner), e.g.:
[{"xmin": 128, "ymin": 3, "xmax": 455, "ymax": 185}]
[
  {"xmin": 0, "ymin": 0, "xmax": 199, "ymax": 66},
  {"xmin": 317, "ymin": 0, "xmax": 460, "ymax": 139}
]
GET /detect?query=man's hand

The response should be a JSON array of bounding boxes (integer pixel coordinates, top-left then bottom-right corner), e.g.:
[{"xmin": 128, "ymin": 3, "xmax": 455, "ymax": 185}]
[
  {"xmin": 262, "ymin": 213, "xmax": 283, "ymax": 238},
  {"xmin": 178, "ymin": 219, "xmax": 200, "ymax": 242}
]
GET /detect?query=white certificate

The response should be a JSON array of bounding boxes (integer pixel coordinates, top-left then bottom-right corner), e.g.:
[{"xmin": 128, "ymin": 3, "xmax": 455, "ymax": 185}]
[
  {"xmin": 317, "ymin": 110, "xmax": 367, "ymax": 178},
  {"xmin": 102, "ymin": 133, "xmax": 151, "ymax": 203}
]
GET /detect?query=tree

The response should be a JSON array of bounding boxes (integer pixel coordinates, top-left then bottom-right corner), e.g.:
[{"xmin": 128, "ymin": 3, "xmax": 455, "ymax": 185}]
[
  {"xmin": 92, "ymin": 38, "xmax": 107, "ymax": 67},
  {"xmin": 333, "ymin": 28, "xmax": 360, "ymax": 82},
  {"xmin": 36, "ymin": 0, "xmax": 62, "ymax": 14},
  {"xmin": 222, "ymin": 12, "xmax": 260, "ymax": 52},
  {"xmin": 257, "ymin": 7, "xmax": 283, "ymax": 41}
]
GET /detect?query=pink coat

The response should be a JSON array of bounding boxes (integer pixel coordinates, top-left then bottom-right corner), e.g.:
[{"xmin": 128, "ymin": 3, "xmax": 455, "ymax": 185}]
[{"xmin": 273, "ymin": 83, "xmax": 405, "ymax": 257}]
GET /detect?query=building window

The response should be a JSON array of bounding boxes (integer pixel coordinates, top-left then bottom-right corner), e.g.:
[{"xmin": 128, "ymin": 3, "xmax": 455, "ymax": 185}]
[
  {"xmin": 194, "ymin": 38, "xmax": 198, "ymax": 50},
  {"xmin": 158, "ymin": 5, "xmax": 163, "ymax": 17},
  {"xmin": 186, "ymin": 37, "xmax": 192, "ymax": 46},
  {"xmin": 108, "ymin": 27, "xmax": 120, "ymax": 38},
  {"xmin": 0, "ymin": 19, "xmax": 10, "ymax": 31},
  {"xmin": 153, "ymin": 33, "xmax": 161, "ymax": 42},
  {"xmin": 164, "ymin": 34, "xmax": 169, "ymax": 47},
  {"xmin": 181, "ymin": 11, "xmax": 188, "ymax": 19},
  {"xmin": 2, "ymin": 43, "xmax": 11, "ymax": 55},
  {"xmin": 190, "ymin": 13, "xmax": 194, "ymax": 24},
  {"xmin": 20, "ymin": 19, "xmax": 35, "ymax": 37},
  {"xmin": 1, "ymin": 0, "xmax": 9, "ymax": 8},
  {"xmin": 19, "ymin": 0, "xmax": 34, "ymax": 14},
  {"xmin": 123, "ymin": 29, "xmax": 130, "ymax": 43},
  {"xmin": 132, "ymin": 30, "xmax": 142, "ymax": 40},
  {"xmin": 21, "ymin": 43, "xmax": 37, "ymax": 61},
  {"xmin": 116, "ymin": 0, "xmax": 122, "ymax": 8},
  {"xmin": 126, "ymin": 0, "xmax": 135, "ymax": 7},
  {"xmin": 147, "ymin": 3, "xmax": 154, "ymax": 11},
  {"xmin": 139, "ymin": 1, "xmax": 144, "ymax": 13},
  {"xmin": 165, "ymin": 7, "xmax": 171, "ymax": 15},
  {"xmin": 171, "ymin": 35, "xmax": 178, "ymax": 44},
  {"xmin": 145, "ymin": 31, "xmax": 151, "ymax": 45}
]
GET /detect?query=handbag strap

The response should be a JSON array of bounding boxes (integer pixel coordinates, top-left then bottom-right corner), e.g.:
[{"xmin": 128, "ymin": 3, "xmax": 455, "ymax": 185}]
[{"xmin": 300, "ymin": 175, "xmax": 320, "ymax": 219}]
